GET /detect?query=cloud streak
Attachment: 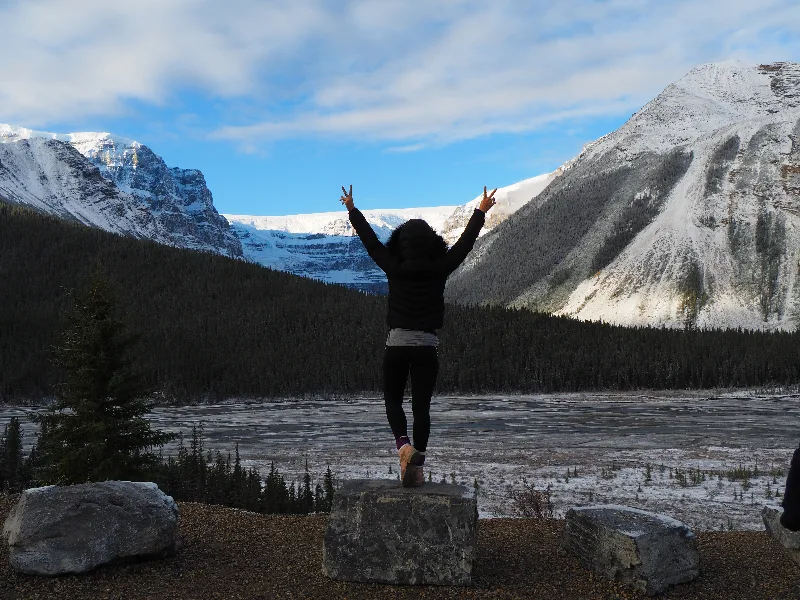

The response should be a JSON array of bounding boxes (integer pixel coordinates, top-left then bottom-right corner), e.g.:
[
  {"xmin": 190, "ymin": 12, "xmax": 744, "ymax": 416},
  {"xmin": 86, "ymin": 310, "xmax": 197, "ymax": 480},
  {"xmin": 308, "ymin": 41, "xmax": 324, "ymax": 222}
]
[{"xmin": 2, "ymin": 0, "xmax": 798, "ymax": 147}]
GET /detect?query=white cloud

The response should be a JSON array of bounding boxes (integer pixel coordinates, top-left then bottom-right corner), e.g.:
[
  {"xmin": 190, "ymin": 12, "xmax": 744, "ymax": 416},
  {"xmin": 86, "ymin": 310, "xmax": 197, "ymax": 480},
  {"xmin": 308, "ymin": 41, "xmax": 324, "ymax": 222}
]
[{"xmin": 2, "ymin": 0, "xmax": 798, "ymax": 146}]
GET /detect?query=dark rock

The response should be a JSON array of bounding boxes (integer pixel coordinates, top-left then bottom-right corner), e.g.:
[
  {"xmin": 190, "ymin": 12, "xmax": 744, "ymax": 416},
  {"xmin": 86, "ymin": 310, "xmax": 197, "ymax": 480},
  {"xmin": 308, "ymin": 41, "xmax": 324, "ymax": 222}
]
[
  {"xmin": 762, "ymin": 504, "xmax": 800, "ymax": 566},
  {"xmin": 322, "ymin": 479, "xmax": 477, "ymax": 586},
  {"xmin": 3, "ymin": 481, "xmax": 179, "ymax": 575},
  {"xmin": 562, "ymin": 504, "xmax": 699, "ymax": 596}
]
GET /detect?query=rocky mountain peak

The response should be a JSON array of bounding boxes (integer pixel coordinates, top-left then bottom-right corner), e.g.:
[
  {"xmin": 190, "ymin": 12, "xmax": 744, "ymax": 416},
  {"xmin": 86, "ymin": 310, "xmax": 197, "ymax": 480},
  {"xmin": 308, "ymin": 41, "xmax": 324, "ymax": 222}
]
[
  {"xmin": 445, "ymin": 61, "xmax": 800, "ymax": 331},
  {"xmin": 0, "ymin": 123, "xmax": 242, "ymax": 258}
]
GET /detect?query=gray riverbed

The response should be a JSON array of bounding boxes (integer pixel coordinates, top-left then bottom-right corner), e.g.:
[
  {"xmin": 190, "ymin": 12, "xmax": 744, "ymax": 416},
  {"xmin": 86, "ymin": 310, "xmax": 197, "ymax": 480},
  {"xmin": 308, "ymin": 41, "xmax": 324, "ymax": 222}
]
[{"xmin": 2, "ymin": 392, "xmax": 798, "ymax": 528}]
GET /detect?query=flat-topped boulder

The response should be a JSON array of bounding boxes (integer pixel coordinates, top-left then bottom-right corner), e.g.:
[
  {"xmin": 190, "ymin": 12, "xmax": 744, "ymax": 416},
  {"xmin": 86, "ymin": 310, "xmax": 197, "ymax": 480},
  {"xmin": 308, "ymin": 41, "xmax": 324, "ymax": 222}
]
[
  {"xmin": 762, "ymin": 505, "xmax": 800, "ymax": 566},
  {"xmin": 562, "ymin": 505, "xmax": 698, "ymax": 596},
  {"xmin": 322, "ymin": 479, "xmax": 478, "ymax": 586},
  {"xmin": 3, "ymin": 481, "xmax": 179, "ymax": 575}
]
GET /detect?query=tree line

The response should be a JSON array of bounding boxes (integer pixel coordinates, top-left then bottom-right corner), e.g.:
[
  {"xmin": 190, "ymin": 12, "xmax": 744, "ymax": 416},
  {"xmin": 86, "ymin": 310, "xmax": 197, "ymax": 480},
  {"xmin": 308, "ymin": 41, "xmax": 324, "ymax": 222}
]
[
  {"xmin": 2, "ymin": 199, "xmax": 800, "ymax": 404},
  {"xmin": 0, "ymin": 270, "xmax": 336, "ymax": 513},
  {"xmin": 0, "ymin": 416, "xmax": 336, "ymax": 514}
]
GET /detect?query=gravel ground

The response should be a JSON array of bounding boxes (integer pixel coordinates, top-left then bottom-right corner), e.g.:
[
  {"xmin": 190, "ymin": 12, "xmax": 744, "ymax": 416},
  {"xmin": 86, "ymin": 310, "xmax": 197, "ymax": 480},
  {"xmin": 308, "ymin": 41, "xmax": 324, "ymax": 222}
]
[{"xmin": 2, "ymin": 494, "xmax": 799, "ymax": 600}]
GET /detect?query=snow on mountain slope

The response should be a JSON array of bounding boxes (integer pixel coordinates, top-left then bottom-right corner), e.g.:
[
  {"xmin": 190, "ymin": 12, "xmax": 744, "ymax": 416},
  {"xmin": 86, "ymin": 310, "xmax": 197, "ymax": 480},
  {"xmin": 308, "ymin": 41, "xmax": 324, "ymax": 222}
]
[
  {"xmin": 0, "ymin": 124, "xmax": 242, "ymax": 257},
  {"xmin": 224, "ymin": 206, "xmax": 457, "ymax": 293},
  {"xmin": 229, "ymin": 206, "xmax": 457, "ymax": 238},
  {"xmin": 224, "ymin": 173, "xmax": 566, "ymax": 293},
  {"xmin": 0, "ymin": 137, "xmax": 165, "ymax": 239},
  {"xmin": 445, "ymin": 61, "xmax": 800, "ymax": 331},
  {"xmin": 441, "ymin": 171, "xmax": 561, "ymax": 245}
]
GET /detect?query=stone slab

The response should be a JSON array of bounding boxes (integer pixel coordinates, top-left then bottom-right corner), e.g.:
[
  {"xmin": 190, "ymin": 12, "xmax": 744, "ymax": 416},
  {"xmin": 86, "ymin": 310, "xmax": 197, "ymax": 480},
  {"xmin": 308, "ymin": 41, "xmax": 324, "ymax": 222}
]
[
  {"xmin": 322, "ymin": 479, "xmax": 477, "ymax": 586},
  {"xmin": 562, "ymin": 504, "xmax": 699, "ymax": 596},
  {"xmin": 3, "ymin": 481, "xmax": 179, "ymax": 575},
  {"xmin": 762, "ymin": 504, "xmax": 800, "ymax": 566}
]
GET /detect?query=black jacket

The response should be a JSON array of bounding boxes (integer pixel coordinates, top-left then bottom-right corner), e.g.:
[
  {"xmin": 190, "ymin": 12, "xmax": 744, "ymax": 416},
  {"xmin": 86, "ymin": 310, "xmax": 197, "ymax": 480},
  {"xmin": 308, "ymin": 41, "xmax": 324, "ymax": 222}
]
[{"xmin": 349, "ymin": 207, "xmax": 485, "ymax": 331}]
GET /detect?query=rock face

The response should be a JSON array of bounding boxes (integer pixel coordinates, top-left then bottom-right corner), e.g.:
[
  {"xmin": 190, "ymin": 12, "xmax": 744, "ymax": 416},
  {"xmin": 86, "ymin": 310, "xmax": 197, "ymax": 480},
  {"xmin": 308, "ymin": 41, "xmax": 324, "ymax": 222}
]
[
  {"xmin": 0, "ymin": 124, "xmax": 242, "ymax": 259},
  {"xmin": 322, "ymin": 479, "xmax": 478, "ymax": 586},
  {"xmin": 562, "ymin": 505, "xmax": 699, "ymax": 596},
  {"xmin": 762, "ymin": 504, "xmax": 800, "ymax": 566},
  {"xmin": 3, "ymin": 481, "xmax": 179, "ymax": 575}
]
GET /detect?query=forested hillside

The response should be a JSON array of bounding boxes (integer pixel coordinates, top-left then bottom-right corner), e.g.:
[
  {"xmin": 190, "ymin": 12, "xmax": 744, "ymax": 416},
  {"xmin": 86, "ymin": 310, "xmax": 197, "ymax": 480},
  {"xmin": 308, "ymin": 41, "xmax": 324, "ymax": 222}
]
[{"xmin": 2, "ymin": 200, "xmax": 800, "ymax": 402}]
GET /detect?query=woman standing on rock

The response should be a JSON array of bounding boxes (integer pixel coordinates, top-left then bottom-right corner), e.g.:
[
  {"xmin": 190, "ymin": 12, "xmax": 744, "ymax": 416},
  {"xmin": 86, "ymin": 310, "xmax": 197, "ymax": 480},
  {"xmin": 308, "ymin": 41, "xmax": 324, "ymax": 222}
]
[{"xmin": 340, "ymin": 184, "xmax": 496, "ymax": 487}]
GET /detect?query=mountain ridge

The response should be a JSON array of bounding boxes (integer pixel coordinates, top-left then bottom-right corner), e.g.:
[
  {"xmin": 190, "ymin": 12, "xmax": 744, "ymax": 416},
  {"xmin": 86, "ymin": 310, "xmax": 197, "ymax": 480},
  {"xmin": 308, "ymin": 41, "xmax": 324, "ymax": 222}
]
[
  {"xmin": 222, "ymin": 172, "xmax": 561, "ymax": 291},
  {"xmin": 0, "ymin": 124, "xmax": 242, "ymax": 258},
  {"xmin": 445, "ymin": 60, "xmax": 800, "ymax": 331}
]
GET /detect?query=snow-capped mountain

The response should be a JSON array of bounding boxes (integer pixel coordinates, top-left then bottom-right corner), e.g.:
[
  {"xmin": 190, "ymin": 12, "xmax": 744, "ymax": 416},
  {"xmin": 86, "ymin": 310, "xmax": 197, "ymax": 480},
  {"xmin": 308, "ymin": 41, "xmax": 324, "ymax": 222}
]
[
  {"xmin": 445, "ymin": 61, "xmax": 800, "ymax": 331},
  {"xmin": 224, "ymin": 207, "xmax": 458, "ymax": 293},
  {"xmin": 224, "ymin": 175, "xmax": 563, "ymax": 293},
  {"xmin": 0, "ymin": 124, "xmax": 242, "ymax": 257},
  {"xmin": 441, "ymin": 171, "xmax": 561, "ymax": 245}
]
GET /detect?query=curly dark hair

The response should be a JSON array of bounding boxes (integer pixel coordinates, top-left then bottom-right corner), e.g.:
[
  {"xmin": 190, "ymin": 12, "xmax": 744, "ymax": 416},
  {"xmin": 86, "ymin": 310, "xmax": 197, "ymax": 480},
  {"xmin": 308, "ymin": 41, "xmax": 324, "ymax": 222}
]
[{"xmin": 386, "ymin": 219, "xmax": 449, "ymax": 259}]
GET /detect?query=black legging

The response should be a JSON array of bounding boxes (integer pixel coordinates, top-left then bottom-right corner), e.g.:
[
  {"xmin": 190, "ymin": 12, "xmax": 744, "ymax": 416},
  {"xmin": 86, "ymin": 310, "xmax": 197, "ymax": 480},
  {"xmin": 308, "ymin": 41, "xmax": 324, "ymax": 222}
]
[{"xmin": 383, "ymin": 345, "xmax": 439, "ymax": 452}]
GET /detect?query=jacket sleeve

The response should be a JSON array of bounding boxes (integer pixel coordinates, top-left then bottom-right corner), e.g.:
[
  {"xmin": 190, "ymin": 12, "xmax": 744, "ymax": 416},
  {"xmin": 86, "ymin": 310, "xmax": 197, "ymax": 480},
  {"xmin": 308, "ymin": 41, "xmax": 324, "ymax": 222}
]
[
  {"xmin": 348, "ymin": 208, "xmax": 394, "ymax": 273},
  {"xmin": 443, "ymin": 209, "xmax": 486, "ymax": 275}
]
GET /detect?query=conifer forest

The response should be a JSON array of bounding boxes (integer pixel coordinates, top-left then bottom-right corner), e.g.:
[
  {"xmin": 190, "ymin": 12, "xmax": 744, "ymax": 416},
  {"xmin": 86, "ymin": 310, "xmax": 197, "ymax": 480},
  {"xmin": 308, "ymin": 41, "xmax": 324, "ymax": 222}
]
[{"xmin": 2, "ymin": 200, "xmax": 800, "ymax": 404}]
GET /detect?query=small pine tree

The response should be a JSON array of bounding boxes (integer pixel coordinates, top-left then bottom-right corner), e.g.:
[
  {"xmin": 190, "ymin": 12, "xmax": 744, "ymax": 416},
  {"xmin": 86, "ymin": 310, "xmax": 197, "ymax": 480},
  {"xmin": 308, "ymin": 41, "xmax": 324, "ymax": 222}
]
[
  {"xmin": 314, "ymin": 483, "xmax": 325, "ymax": 513},
  {"xmin": 323, "ymin": 466, "xmax": 335, "ymax": 512},
  {"xmin": 0, "ymin": 417, "xmax": 24, "ymax": 492},
  {"xmin": 288, "ymin": 481, "xmax": 297, "ymax": 513},
  {"xmin": 29, "ymin": 270, "xmax": 174, "ymax": 485},
  {"xmin": 301, "ymin": 459, "xmax": 313, "ymax": 514}
]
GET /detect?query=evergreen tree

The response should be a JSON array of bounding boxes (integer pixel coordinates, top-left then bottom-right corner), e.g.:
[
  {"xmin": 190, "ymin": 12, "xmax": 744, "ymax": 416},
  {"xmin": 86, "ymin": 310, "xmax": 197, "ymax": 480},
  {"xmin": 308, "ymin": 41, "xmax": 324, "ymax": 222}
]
[
  {"xmin": 230, "ymin": 442, "xmax": 244, "ymax": 507},
  {"xmin": 0, "ymin": 417, "xmax": 23, "ymax": 492},
  {"xmin": 288, "ymin": 481, "xmax": 297, "ymax": 513},
  {"xmin": 29, "ymin": 270, "xmax": 175, "ymax": 485},
  {"xmin": 313, "ymin": 483, "xmax": 325, "ymax": 513},
  {"xmin": 323, "ymin": 465, "xmax": 335, "ymax": 512},
  {"xmin": 300, "ymin": 459, "xmax": 314, "ymax": 514}
]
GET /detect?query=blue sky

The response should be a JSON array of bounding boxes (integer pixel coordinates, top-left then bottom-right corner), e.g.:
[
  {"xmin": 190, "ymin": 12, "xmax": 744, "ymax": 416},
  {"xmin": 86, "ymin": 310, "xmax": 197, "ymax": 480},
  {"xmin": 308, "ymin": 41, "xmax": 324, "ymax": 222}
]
[{"xmin": 2, "ymin": 0, "xmax": 798, "ymax": 215}]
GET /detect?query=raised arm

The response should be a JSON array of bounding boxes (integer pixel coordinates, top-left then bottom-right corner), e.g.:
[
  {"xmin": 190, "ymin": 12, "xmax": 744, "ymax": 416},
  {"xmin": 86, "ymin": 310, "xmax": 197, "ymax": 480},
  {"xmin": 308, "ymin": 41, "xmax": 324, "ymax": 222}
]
[
  {"xmin": 340, "ymin": 185, "xmax": 394, "ymax": 273},
  {"xmin": 442, "ymin": 186, "xmax": 496, "ymax": 275}
]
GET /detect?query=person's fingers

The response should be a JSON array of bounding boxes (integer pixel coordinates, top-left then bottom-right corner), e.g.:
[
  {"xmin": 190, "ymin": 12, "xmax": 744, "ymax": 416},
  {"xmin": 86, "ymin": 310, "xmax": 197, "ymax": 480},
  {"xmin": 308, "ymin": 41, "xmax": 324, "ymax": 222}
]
[
  {"xmin": 349, "ymin": 184, "xmax": 353, "ymax": 197},
  {"xmin": 483, "ymin": 185, "xmax": 487, "ymax": 198},
  {"xmin": 489, "ymin": 188, "xmax": 497, "ymax": 200},
  {"xmin": 342, "ymin": 185, "xmax": 348, "ymax": 197}
]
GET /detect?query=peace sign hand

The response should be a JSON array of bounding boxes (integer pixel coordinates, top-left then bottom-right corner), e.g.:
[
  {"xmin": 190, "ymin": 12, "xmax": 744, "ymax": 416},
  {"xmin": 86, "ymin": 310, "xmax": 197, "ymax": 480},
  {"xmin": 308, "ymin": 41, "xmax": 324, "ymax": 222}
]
[
  {"xmin": 340, "ymin": 184, "xmax": 355, "ymax": 211},
  {"xmin": 478, "ymin": 186, "xmax": 497, "ymax": 213}
]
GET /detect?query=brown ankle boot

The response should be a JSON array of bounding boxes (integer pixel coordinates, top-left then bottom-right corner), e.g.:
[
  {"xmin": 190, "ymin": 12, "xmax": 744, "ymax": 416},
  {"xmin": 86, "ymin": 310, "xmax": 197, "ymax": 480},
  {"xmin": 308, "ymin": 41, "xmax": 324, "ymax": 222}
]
[
  {"xmin": 412, "ymin": 465, "xmax": 425, "ymax": 487},
  {"xmin": 398, "ymin": 444, "xmax": 423, "ymax": 488}
]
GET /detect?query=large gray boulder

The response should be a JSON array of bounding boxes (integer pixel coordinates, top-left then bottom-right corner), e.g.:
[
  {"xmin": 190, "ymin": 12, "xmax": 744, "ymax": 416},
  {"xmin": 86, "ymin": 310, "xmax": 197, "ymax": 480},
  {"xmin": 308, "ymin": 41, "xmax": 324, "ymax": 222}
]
[
  {"xmin": 762, "ymin": 504, "xmax": 800, "ymax": 566},
  {"xmin": 322, "ymin": 479, "xmax": 478, "ymax": 586},
  {"xmin": 3, "ymin": 481, "xmax": 179, "ymax": 575},
  {"xmin": 562, "ymin": 505, "xmax": 698, "ymax": 596}
]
